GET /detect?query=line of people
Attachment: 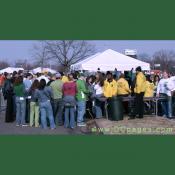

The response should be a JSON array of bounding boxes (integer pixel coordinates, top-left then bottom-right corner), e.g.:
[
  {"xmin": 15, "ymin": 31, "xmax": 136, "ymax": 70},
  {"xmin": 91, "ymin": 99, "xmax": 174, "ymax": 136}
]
[{"xmin": 1, "ymin": 66, "xmax": 174, "ymax": 130}]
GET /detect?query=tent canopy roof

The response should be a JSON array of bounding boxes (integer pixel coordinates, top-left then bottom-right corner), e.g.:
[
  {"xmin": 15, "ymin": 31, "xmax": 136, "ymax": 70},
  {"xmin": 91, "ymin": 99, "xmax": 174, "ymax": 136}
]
[
  {"xmin": 32, "ymin": 67, "xmax": 57, "ymax": 74},
  {"xmin": 71, "ymin": 49, "xmax": 150, "ymax": 71},
  {"xmin": 0, "ymin": 67, "xmax": 24, "ymax": 74}
]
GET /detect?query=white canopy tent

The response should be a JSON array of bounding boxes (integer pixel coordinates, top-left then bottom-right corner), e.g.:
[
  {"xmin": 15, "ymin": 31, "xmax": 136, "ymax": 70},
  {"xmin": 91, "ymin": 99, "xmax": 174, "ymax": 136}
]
[
  {"xmin": 32, "ymin": 67, "xmax": 57, "ymax": 74},
  {"xmin": 71, "ymin": 49, "xmax": 150, "ymax": 72},
  {"xmin": 0, "ymin": 67, "xmax": 24, "ymax": 74}
]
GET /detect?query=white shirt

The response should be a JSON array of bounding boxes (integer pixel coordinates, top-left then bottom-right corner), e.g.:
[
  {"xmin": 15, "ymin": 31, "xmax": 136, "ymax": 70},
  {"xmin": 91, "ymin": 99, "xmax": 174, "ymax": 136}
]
[
  {"xmin": 94, "ymin": 83, "xmax": 103, "ymax": 95},
  {"xmin": 37, "ymin": 75, "xmax": 49, "ymax": 84},
  {"xmin": 157, "ymin": 78, "xmax": 171, "ymax": 96},
  {"xmin": 167, "ymin": 76, "xmax": 175, "ymax": 92}
]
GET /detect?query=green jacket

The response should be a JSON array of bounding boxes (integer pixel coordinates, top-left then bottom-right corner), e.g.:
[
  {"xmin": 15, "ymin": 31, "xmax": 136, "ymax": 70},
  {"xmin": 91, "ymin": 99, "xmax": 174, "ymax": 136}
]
[
  {"xmin": 76, "ymin": 79, "xmax": 89, "ymax": 101},
  {"xmin": 50, "ymin": 79, "xmax": 63, "ymax": 99},
  {"xmin": 14, "ymin": 83, "xmax": 25, "ymax": 97}
]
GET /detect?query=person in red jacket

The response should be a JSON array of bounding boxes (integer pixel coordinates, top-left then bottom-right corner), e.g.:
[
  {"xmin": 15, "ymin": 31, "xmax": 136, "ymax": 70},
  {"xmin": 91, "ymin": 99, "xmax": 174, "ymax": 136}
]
[{"xmin": 62, "ymin": 73, "xmax": 77, "ymax": 129}]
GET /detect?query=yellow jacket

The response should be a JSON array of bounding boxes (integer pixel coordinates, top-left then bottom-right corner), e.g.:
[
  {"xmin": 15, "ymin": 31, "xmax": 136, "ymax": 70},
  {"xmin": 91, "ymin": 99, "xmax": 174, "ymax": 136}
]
[
  {"xmin": 134, "ymin": 72, "xmax": 146, "ymax": 93},
  {"xmin": 144, "ymin": 81, "xmax": 154, "ymax": 97},
  {"xmin": 117, "ymin": 78, "xmax": 131, "ymax": 95},
  {"xmin": 61, "ymin": 76, "xmax": 69, "ymax": 83},
  {"xmin": 103, "ymin": 79, "xmax": 117, "ymax": 98}
]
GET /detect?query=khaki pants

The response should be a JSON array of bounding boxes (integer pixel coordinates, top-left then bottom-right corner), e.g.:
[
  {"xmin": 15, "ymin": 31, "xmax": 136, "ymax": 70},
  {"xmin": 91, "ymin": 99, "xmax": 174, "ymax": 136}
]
[{"xmin": 30, "ymin": 102, "xmax": 39, "ymax": 127}]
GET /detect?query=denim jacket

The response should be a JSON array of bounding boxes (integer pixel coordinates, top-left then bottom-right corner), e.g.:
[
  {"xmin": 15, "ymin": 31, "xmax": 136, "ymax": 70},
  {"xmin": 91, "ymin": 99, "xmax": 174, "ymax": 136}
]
[{"xmin": 34, "ymin": 86, "xmax": 53, "ymax": 103}]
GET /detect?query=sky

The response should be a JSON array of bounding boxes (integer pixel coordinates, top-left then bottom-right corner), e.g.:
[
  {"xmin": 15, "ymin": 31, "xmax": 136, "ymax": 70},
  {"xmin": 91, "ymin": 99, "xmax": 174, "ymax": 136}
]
[{"xmin": 0, "ymin": 40, "xmax": 175, "ymax": 64}]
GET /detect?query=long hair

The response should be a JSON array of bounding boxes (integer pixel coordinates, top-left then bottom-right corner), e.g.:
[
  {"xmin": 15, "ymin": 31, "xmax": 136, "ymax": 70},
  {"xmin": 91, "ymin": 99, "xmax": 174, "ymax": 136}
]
[
  {"xmin": 13, "ymin": 76, "xmax": 23, "ymax": 86},
  {"xmin": 96, "ymin": 72, "xmax": 104, "ymax": 87},
  {"xmin": 154, "ymin": 75, "xmax": 160, "ymax": 83},
  {"xmin": 38, "ymin": 79, "xmax": 46, "ymax": 90},
  {"xmin": 30, "ymin": 79, "xmax": 39, "ymax": 92}
]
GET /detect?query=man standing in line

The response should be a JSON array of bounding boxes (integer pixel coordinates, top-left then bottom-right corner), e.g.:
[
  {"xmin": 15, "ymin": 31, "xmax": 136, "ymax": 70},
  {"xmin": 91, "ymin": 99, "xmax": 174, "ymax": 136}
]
[
  {"xmin": 50, "ymin": 73, "xmax": 64, "ymax": 126},
  {"xmin": 156, "ymin": 71, "xmax": 173, "ymax": 119},
  {"xmin": 76, "ymin": 74, "xmax": 89, "ymax": 127},
  {"xmin": 129, "ymin": 66, "xmax": 146, "ymax": 119}
]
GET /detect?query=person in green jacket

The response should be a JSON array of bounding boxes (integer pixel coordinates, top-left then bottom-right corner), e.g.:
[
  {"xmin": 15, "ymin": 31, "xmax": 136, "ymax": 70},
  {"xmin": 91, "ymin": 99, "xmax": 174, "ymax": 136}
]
[
  {"xmin": 76, "ymin": 74, "xmax": 89, "ymax": 127},
  {"xmin": 13, "ymin": 76, "xmax": 27, "ymax": 126}
]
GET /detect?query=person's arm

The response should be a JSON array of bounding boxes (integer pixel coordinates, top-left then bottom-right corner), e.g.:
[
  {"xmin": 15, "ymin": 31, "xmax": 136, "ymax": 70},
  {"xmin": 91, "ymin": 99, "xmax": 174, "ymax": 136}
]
[
  {"xmin": 125, "ymin": 81, "xmax": 131, "ymax": 93},
  {"xmin": 48, "ymin": 86, "xmax": 54, "ymax": 99},
  {"xmin": 156, "ymin": 81, "xmax": 161, "ymax": 97},
  {"xmin": 33, "ymin": 90, "xmax": 39, "ymax": 101},
  {"xmin": 62, "ymin": 83, "xmax": 65, "ymax": 95},
  {"xmin": 135, "ymin": 75, "xmax": 142, "ymax": 93},
  {"xmin": 81, "ymin": 81, "xmax": 89, "ymax": 94},
  {"xmin": 75, "ymin": 83, "xmax": 78, "ymax": 94},
  {"xmin": 112, "ymin": 81, "xmax": 117, "ymax": 96}
]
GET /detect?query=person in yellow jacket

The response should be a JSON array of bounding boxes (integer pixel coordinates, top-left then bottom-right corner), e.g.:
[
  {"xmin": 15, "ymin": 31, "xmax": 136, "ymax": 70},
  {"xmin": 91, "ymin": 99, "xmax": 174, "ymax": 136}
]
[
  {"xmin": 117, "ymin": 74, "xmax": 131, "ymax": 96},
  {"xmin": 130, "ymin": 66, "xmax": 146, "ymax": 119},
  {"xmin": 144, "ymin": 75, "xmax": 155, "ymax": 97},
  {"xmin": 117, "ymin": 74, "xmax": 131, "ymax": 113},
  {"xmin": 103, "ymin": 71, "xmax": 117, "ymax": 98},
  {"xmin": 61, "ymin": 73, "xmax": 69, "ymax": 83}
]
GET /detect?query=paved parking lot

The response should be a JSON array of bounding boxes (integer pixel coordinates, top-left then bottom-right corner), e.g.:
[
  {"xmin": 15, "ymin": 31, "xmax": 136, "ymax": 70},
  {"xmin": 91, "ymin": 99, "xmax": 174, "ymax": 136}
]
[{"xmin": 0, "ymin": 110, "xmax": 88, "ymax": 135}]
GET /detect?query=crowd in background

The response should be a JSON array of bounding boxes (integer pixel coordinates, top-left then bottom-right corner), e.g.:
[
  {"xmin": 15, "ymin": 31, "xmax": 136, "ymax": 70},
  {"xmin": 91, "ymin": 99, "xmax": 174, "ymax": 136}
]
[{"xmin": 0, "ymin": 66, "xmax": 175, "ymax": 130}]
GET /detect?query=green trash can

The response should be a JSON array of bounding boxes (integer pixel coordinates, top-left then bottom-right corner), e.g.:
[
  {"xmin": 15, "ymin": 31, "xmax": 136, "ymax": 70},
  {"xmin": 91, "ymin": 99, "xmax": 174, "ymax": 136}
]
[{"xmin": 108, "ymin": 96, "xmax": 124, "ymax": 121}]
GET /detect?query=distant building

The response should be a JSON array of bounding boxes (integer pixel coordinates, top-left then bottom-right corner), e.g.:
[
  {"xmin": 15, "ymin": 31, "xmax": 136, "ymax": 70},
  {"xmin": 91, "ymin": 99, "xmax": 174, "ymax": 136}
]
[{"xmin": 124, "ymin": 49, "xmax": 137, "ymax": 59}]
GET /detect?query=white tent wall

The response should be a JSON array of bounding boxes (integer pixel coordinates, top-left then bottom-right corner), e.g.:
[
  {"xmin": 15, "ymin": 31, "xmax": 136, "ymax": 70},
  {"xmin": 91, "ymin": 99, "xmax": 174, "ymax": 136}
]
[
  {"xmin": 0, "ymin": 67, "xmax": 24, "ymax": 74},
  {"xmin": 71, "ymin": 49, "xmax": 150, "ymax": 72},
  {"xmin": 32, "ymin": 67, "xmax": 57, "ymax": 74}
]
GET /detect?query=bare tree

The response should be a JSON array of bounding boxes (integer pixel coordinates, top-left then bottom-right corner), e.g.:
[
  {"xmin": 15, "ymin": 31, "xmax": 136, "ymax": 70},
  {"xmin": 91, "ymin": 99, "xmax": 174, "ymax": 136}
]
[
  {"xmin": 33, "ymin": 40, "xmax": 95, "ymax": 71},
  {"xmin": 32, "ymin": 41, "xmax": 49, "ymax": 70},
  {"xmin": 0, "ymin": 60, "xmax": 10, "ymax": 69},
  {"xmin": 138, "ymin": 53, "xmax": 151, "ymax": 62},
  {"xmin": 152, "ymin": 50, "xmax": 175, "ymax": 72}
]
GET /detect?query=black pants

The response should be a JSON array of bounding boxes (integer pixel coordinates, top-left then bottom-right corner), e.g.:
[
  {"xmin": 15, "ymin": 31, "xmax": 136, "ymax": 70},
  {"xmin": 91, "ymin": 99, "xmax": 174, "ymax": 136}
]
[
  {"xmin": 135, "ymin": 92, "xmax": 144, "ymax": 118},
  {"xmin": 25, "ymin": 99, "xmax": 30, "ymax": 123},
  {"xmin": 118, "ymin": 94, "xmax": 129, "ymax": 113},
  {"xmin": 5, "ymin": 93, "xmax": 14, "ymax": 122},
  {"xmin": 52, "ymin": 99, "xmax": 64, "ymax": 125}
]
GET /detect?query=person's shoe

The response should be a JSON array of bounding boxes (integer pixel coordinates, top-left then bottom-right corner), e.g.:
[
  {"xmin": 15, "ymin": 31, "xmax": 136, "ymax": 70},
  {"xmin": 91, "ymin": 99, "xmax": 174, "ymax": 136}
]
[
  {"xmin": 16, "ymin": 124, "xmax": 20, "ymax": 127},
  {"xmin": 22, "ymin": 124, "xmax": 28, "ymax": 127},
  {"xmin": 77, "ymin": 122, "xmax": 86, "ymax": 127},
  {"xmin": 51, "ymin": 127, "xmax": 56, "ymax": 130},
  {"xmin": 58, "ymin": 123, "xmax": 64, "ymax": 126},
  {"xmin": 167, "ymin": 116, "xmax": 175, "ymax": 120},
  {"xmin": 137, "ymin": 116, "xmax": 143, "ymax": 119},
  {"xmin": 128, "ymin": 117, "xmax": 135, "ymax": 120},
  {"xmin": 95, "ymin": 117, "xmax": 102, "ymax": 119}
]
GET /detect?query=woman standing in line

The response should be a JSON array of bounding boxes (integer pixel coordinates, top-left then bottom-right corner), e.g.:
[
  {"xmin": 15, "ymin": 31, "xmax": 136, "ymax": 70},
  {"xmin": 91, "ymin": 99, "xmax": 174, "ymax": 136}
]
[
  {"xmin": 3, "ymin": 73, "xmax": 14, "ymax": 122},
  {"xmin": 29, "ymin": 79, "xmax": 40, "ymax": 127},
  {"xmin": 13, "ymin": 76, "xmax": 27, "ymax": 126},
  {"xmin": 93, "ymin": 72, "xmax": 105, "ymax": 119},
  {"xmin": 62, "ymin": 73, "xmax": 77, "ymax": 129},
  {"xmin": 34, "ymin": 79, "xmax": 55, "ymax": 130}
]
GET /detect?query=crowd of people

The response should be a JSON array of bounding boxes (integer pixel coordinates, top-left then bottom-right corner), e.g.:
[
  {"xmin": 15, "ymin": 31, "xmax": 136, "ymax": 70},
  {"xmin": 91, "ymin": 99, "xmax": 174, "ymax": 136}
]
[{"xmin": 0, "ymin": 66, "xmax": 175, "ymax": 130}]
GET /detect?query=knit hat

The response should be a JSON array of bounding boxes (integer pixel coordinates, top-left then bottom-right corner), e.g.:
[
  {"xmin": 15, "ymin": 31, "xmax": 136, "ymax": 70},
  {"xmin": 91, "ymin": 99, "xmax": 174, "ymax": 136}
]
[
  {"xmin": 135, "ymin": 66, "xmax": 142, "ymax": 72},
  {"xmin": 55, "ymin": 72, "xmax": 61, "ymax": 78}
]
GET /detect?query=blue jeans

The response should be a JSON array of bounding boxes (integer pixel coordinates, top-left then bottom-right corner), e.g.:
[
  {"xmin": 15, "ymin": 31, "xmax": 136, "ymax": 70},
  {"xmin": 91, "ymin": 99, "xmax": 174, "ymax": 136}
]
[
  {"xmin": 63, "ymin": 96, "xmax": 76, "ymax": 128},
  {"xmin": 16, "ymin": 97, "xmax": 26, "ymax": 125},
  {"xmin": 77, "ymin": 101, "xmax": 86, "ymax": 123},
  {"xmin": 39, "ymin": 101, "xmax": 56, "ymax": 129},
  {"xmin": 160, "ymin": 94, "xmax": 172, "ymax": 118},
  {"xmin": 52, "ymin": 99, "xmax": 64, "ymax": 125},
  {"xmin": 64, "ymin": 107, "xmax": 75, "ymax": 128},
  {"xmin": 94, "ymin": 99, "xmax": 103, "ymax": 118}
]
